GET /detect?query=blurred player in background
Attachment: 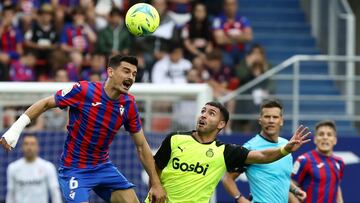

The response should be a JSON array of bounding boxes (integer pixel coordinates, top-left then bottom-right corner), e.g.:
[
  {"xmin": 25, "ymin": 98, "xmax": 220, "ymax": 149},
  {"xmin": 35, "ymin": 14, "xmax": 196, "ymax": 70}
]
[
  {"xmin": 6, "ymin": 134, "xmax": 62, "ymax": 203},
  {"xmin": 291, "ymin": 120, "xmax": 345, "ymax": 203},
  {"xmin": 222, "ymin": 99, "xmax": 306, "ymax": 203},
  {"xmin": 1, "ymin": 55, "xmax": 166, "ymax": 203},
  {"xmin": 146, "ymin": 101, "xmax": 311, "ymax": 203}
]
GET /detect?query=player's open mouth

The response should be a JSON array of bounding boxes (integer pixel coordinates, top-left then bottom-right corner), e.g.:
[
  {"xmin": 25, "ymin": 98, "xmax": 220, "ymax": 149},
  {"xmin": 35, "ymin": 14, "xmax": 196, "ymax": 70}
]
[
  {"xmin": 198, "ymin": 120, "xmax": 206, "ymax": 127},
  {"xmin": 122, "ymin": 80, "xmax": 133, "ymax": 90}
]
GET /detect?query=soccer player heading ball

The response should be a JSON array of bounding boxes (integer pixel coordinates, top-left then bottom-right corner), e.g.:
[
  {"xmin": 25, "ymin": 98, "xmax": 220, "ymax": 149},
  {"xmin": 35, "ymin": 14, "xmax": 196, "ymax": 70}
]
[
  {"xmin": 1, "ymin": 55, "xmax": 166, "ymax": 203},
  {"xmin": 147, "ymin": 101, "xmax": 312, "ymax": 203}
]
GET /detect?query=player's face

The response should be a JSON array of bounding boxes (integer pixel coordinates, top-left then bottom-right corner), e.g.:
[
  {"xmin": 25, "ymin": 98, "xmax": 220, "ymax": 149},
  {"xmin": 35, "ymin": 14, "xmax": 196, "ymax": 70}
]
[
  {"xmin": 196, "ymin": 105, "xmax": 226, "ymax": 134},
  {"xmin": 22, "ymin": 136, "xmax": 39, "ymax": 161},
  {"xmin": 259, "ymin": 107, "xmax": 283, "ymax": 137},
  {"xmin": 314, "ymin": 126, "xmax": 337, "ymax": 155},
  {"xmin": 108, "ymin": 61, "xmax": 137, "ymax": 94}
]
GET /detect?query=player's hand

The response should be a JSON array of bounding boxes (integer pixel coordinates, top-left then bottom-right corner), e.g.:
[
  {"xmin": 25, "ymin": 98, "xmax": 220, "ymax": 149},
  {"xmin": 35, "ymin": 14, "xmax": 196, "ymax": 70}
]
[
  {"xmin": 295, "ymin": 188, "xmax": 307, "ymax": 201},
  {"xmin": 285, "ymin": 125, "xmax": 311, "ymax": 153},
  {"xmin": 148, "ymin": 183, "xmax": 167, "ymax": 203},
  {"xmin": 0, "ymin": 137, "xmax": 13, "ymax": 152}
]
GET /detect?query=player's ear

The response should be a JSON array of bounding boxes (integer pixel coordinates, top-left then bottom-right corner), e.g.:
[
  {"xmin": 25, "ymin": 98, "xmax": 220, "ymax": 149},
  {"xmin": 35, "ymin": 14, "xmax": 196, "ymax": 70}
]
[
  {"xmin": 218, "ymin": 120, "xmax": 226, "ymax": 130},
  {"xmin": 258, "ymin": 116, "xmax": 261, "ymax": 125},
  {"xmin": 107, "ymin": 67, "xmax": 113, "ymax": 78}
]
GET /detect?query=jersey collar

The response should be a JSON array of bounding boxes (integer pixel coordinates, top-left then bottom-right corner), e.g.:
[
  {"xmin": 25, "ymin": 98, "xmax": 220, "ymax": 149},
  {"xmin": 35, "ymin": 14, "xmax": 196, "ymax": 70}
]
[
  {"xmin": 191, "ymin": 130, "xmax": 216, "ymax": 145},
  {"xmin": 258, "ymin": 133, "xmax": 278, "ymax": 143}
]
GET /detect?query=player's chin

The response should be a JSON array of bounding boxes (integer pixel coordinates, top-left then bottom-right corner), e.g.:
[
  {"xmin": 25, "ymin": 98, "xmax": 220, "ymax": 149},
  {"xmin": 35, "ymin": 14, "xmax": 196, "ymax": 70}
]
[{"xmin": 118, "ymin": 85, "xmax": 130, "ymax": 93}]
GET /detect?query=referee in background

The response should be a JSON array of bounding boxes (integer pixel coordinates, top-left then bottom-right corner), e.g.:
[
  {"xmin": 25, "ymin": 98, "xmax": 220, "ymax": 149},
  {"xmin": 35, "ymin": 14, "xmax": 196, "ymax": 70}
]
[{"xmin": 222, "ymin": 100, "xmax": 306, "ymax": 203}]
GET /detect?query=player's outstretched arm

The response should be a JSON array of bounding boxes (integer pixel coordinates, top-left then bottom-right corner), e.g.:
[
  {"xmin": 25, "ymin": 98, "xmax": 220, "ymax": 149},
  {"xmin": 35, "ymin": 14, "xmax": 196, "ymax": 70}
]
[
  {"xmin": 337, "ymin": 186, "xmax": 344, "ymax": 203},
  {"xmin": 245, "ymin": 125, "xmax": 311, "ymax": 164},
  {"xmin": 1, "ymin": 96, "xmax": 56, "ymax": 151},
  {"xmin": 131, "ymin": 129, "xmax": 167, "ymax": 203}
]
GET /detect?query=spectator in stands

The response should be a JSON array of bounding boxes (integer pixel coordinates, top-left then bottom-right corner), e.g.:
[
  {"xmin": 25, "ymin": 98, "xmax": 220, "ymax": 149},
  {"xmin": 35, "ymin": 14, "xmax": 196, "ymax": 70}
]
[
  {"xmin": 186, "ymin": 68, "xmax": 202, "ymax": 83},
  {"xmin": 96, "ymin": 8, "xmax": 132, "ymax": 58},
  {"xmin": 81, "ymin": 54, "xmax": 107, "ymax": 81},
  {"xmin": 167, "ymin": 0, "xmax": 192, "ymax": 27},
  {"xmin": 182, "ymin": 2, "xmax": 213, "ymax": 63},
  {"xmin": 204, "ymin": 49, "xmax": 238, "ymax": 98},
  {"xmin": 212, "ymin": 0, "xmax": 253, "ymax": 68},
  {"xmin": 89, "ymin": 72, "xmax": 101, "ymax": 82},
  {"xmin": 233, "ymin": 44, "xmax": 273, "ymax": 132},
  {"xmin": 9, "ymin": 51, "xmax": 37, "ymax": 81},
  {"xmin": 151, "ymin": 43, "xmax": 192, "ymax": 84},
  {"xmin": 0, "ymin": 4, "xmax": 24, "ymax": 75},
  {"xmin": 135, "ymin": 0, "xmax": 179, "ymax": 72},
  {"xmin": 54, "ymin": 68, "xmax": 69, "ymax": 82},
  {"xmin": 52, "ymin": 0, "xmax": 81, "ymax": 32},
  {"xmin": 132, "ymin": 46, "xmax": 148, "ymax": 82},
  {"xmin": 49, "ymin": 49, "xmax": 69, "ymax": 75},
  {"xmin": 6, "ymin": 134, "xmax": 62, "ymax": 203},
  {"xmin": 236, "ymin": 44, "xmax": 271, "ymax": 85},
  {"xmin": 64, "ymin": 51, "xmax": 82, "ymax": 81},
  {"xmin": 60, "ymin": 7, "xmax": 97, "ymax": 55},
  {"xmin": 204, "ymin": 49, "xmax": 238, "ymax": 133},
  {"xmin": 17, "ymin": 0, "xmax": 42, "ymax": 32},
  {"xmin": 24, "ymin": 4, "xmax": 58, "ymax": 78}
]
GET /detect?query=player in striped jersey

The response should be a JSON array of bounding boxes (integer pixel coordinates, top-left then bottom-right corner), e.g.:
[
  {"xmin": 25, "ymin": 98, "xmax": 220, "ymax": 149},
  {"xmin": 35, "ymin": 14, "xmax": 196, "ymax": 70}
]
[
  {"xmin": 291, "ymin": 120, "xmax": 345, "ymax": 203},
  {"xmin": 1, "ymin": 55, "xmax": 166, "ymax": 203}
]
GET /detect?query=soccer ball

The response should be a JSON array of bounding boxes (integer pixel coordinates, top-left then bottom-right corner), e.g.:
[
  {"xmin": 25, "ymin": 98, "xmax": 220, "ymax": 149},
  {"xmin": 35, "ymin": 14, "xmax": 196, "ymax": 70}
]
[{"xmin": 125, "ymin": 3, "xmax": 160, "ymax": 36}]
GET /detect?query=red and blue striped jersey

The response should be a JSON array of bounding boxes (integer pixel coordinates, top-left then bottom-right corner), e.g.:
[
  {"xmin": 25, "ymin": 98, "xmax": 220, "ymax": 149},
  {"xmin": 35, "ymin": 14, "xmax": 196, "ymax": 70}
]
[
  {"xmin": 212, "ymin": 14, "xmax": 250, "ymax": 52},
  {"xmin": 54, "ymin": 81, "xmax": 142, "ymax": 168},
  {"xmin": 292, "ymin": 150, "xmax": 345, "ymax": 203}
]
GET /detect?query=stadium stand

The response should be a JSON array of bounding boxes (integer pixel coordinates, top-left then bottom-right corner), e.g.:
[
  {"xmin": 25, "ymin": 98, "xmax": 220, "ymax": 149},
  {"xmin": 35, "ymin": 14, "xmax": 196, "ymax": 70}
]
[{"xmin": 238, "ymin": 0, "xmax": 359, "ymax": 135}]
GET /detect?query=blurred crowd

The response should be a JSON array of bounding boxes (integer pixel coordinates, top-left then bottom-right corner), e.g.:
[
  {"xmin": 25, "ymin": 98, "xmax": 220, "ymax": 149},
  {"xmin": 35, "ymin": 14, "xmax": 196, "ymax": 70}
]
[{"xmin": 0, "ymin": 0, "xmax": 274, "ymax": 133}]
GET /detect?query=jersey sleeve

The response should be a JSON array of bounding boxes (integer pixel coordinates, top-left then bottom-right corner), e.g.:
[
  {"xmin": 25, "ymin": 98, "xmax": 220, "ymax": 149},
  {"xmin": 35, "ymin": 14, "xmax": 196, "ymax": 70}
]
[
  {"xmin": 154, "ymin": 133, "xmax": 174, "ymax": 170},
  {"xmin": 124, "ymin": 99, "xmax": 142, "ymax": 133},
  {"xmin": 339, "ymin": 158, "xmax": 345, "ymax": 180},
  {"xmin": 291, "ymin": 155, "xmax": 308, "ymax": 184},
  {"xmin": 54, "ymin": 82, "xmax": 83, "ymax": 109},
  {"xmin": 224, "ymin": 144, "xmax": 250, "ymax": 173}
]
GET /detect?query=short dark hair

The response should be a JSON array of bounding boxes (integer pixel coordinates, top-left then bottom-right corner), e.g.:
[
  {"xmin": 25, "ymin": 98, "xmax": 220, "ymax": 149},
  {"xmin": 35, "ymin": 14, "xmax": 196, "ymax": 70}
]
[
  {"xmin": 108, "ymin": 55, "xmax": 138, "ymax": 68},
  {"xmin": 260, "ymin": 99, "xmax": 283, "ymax": 115},
  {"xmin": 206, "ymin": 101, "xmax": 229, "ymax": 124},
  {"xmin": 72, "ymin": 7, "xmax": 86, "ymax": 16},
  {"xmin": 315, "ymin": 120, "xmax": 337, "ymax": 133},
  {"xmin": 2, "ymin": 4, "xmax": 16, "ymax": 13}
]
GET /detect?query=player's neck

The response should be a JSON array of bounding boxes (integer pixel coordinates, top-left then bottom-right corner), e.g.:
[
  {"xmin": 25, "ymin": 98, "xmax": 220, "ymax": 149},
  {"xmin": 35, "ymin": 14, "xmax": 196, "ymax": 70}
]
[
  {"xmin": 316, "ymin": 148, "xmax": 333, "ymax": 157},
  {"xmin": 104, "ymin": 81, "xmax": 121, "ymax": 100},
  {"xmin": 24, "ymin": 156, "xmax": 37, "ymax": 163},
  {"xmin": 193, "ymin": 131, "xmax": 217, "ymax": 144},
  {"xmin": 260, "ymin": 131, "xmax": 279, "ymax": 143}
]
